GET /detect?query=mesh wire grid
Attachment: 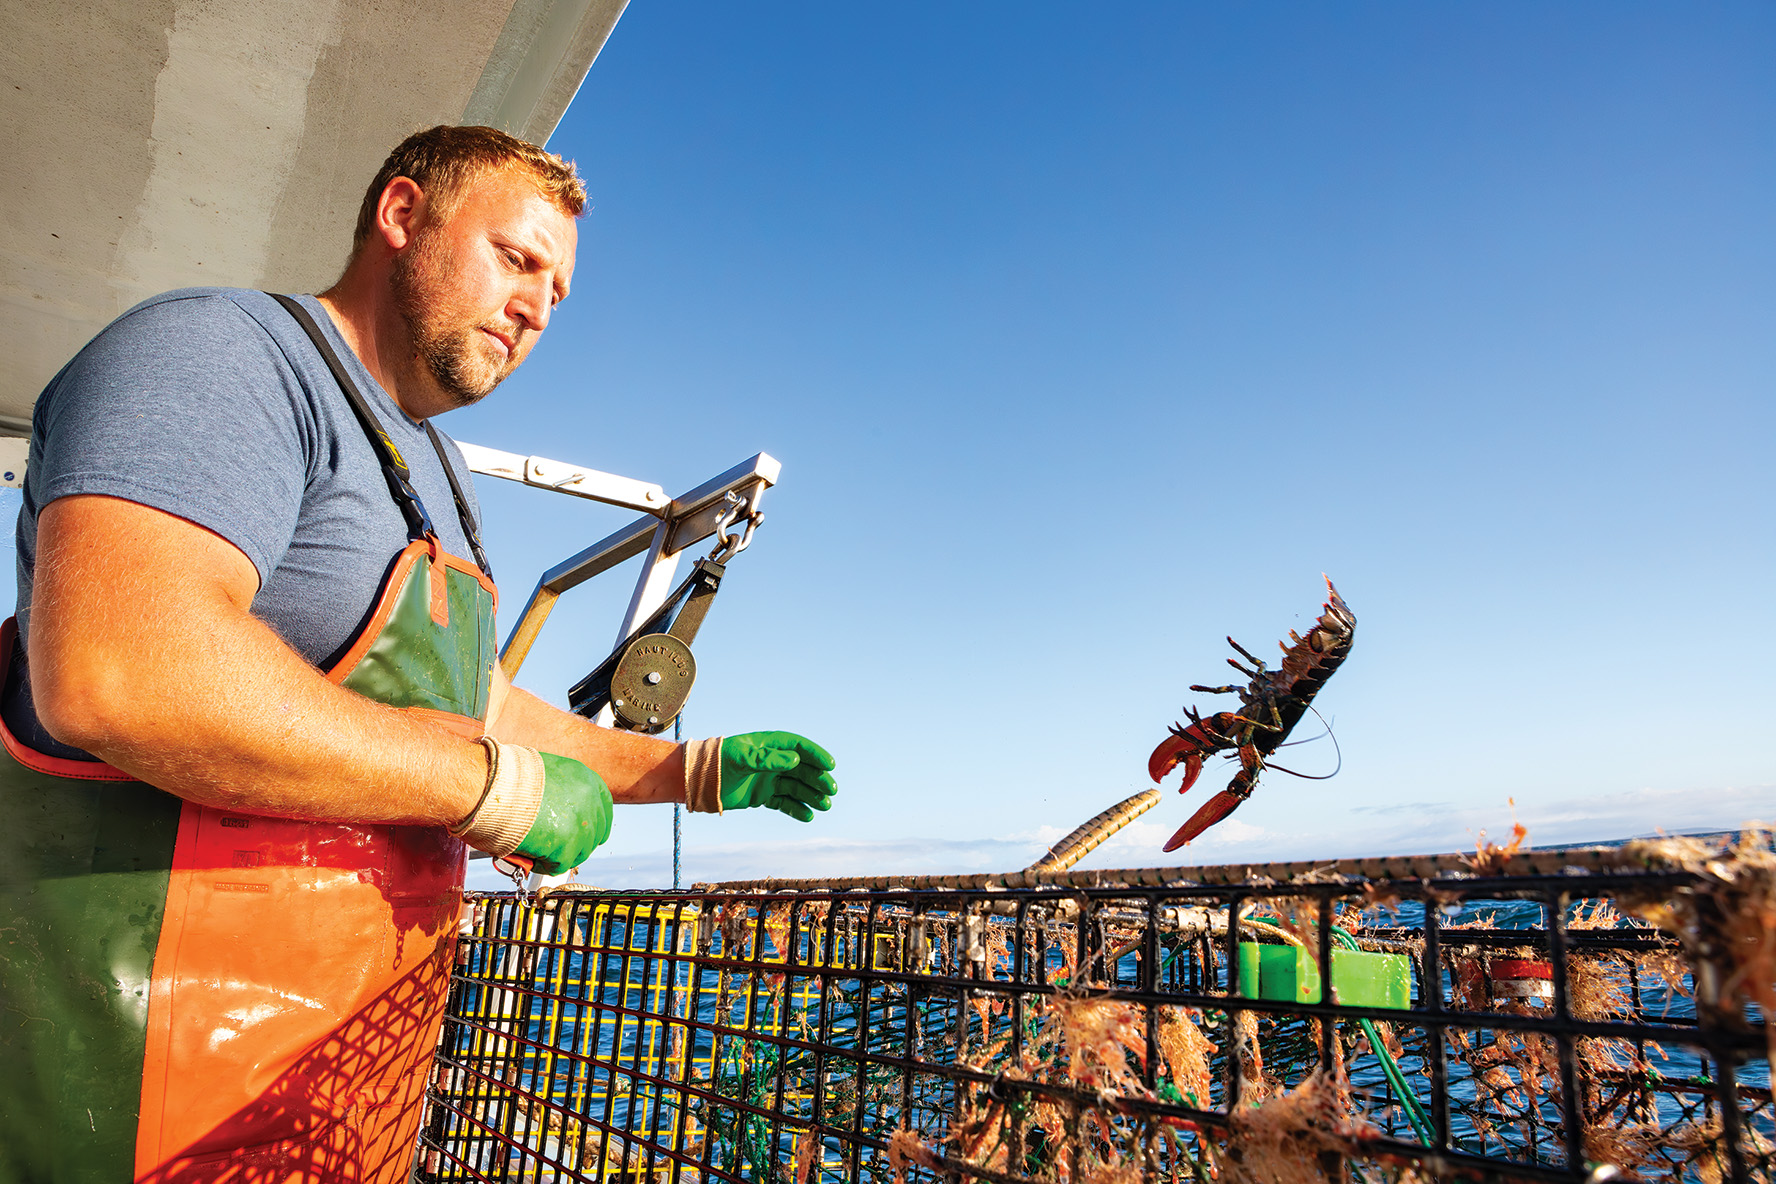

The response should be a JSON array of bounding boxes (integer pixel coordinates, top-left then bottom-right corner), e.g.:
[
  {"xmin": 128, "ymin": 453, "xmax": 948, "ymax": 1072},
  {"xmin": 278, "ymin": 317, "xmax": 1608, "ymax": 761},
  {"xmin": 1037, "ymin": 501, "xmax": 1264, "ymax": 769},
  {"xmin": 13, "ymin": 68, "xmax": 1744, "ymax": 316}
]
[{"xmin": 415, "ymin": 860, "xmax": 1773, "ymax": 1184}]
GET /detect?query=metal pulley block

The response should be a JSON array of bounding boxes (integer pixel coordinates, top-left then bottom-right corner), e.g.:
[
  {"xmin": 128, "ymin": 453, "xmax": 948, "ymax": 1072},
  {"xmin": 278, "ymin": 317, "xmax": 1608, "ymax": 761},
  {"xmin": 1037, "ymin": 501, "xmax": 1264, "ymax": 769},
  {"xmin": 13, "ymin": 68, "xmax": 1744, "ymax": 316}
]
[
  {"xmin": 608, "ymin": 633, "xmax": 697, "ymax": 734},
  {"xmin": 568, "ymin": 557, "xmax": 726, "ymax": 730}
]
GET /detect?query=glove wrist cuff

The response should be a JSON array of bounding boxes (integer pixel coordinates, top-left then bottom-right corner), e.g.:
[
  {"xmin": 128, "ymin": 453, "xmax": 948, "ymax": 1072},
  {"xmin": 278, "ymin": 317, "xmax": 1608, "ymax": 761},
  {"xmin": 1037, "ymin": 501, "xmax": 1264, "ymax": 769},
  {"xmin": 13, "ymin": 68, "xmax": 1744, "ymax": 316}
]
[
  {"xmin": 451, "ymin": 737, "xmax": 546, "ymax": 856},
  {"xmin": 683, "ymin": 736, "xmax": 725, "ymax": 814}
]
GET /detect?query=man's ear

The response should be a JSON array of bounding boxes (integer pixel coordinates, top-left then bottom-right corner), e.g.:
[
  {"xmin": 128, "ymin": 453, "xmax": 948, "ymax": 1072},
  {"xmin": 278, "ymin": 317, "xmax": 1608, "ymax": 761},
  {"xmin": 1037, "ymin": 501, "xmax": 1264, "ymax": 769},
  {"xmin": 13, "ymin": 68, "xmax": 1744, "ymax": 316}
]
[{"xmin": 372, "ymin": 177, "xmax": 428, "ymax": 252}]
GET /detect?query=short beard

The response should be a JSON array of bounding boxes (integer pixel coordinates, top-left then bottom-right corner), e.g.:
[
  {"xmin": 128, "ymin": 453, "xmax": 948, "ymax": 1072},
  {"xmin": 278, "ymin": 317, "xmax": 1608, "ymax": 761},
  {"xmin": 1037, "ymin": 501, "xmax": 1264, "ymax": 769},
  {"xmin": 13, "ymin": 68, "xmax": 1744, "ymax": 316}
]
[{"xmin": 389, "ymin": 228, "xmax": 515, "ymax": 411}]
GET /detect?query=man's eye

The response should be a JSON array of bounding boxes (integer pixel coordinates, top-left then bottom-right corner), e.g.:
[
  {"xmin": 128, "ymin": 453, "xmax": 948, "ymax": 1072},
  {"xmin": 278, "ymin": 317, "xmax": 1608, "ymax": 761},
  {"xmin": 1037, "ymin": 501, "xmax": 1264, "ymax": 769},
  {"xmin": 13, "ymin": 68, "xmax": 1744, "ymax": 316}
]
[{"xmin": 502, "ymin": 249, "xmax": 525, "ymax": 268}]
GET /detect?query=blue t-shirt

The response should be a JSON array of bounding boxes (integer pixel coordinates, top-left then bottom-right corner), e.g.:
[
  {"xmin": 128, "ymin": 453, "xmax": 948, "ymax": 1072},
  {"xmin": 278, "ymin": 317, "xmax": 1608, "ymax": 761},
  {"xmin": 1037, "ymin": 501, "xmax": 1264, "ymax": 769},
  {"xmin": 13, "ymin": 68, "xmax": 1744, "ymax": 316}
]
[{"xmin": 13, "ymin": 286, "xmax": 485, "ymax": 683}]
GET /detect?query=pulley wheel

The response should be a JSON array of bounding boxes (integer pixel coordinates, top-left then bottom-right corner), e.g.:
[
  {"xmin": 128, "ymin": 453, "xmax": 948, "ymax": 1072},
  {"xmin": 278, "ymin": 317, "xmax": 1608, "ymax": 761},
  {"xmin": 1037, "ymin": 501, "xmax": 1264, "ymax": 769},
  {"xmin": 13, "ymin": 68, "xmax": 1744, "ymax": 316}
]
[{"xmin": 609, "ymin": 633, "xmax": 697, "ymax": 734}]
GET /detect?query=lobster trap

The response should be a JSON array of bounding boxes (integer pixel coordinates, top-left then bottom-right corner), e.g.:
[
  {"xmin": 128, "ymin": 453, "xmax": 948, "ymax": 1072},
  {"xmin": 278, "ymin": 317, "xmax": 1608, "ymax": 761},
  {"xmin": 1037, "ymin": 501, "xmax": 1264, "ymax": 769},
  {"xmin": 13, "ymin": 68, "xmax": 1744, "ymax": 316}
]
[{"xmin": 416, "ymin": 835, "xmax": 1774, "ymax": 1183}]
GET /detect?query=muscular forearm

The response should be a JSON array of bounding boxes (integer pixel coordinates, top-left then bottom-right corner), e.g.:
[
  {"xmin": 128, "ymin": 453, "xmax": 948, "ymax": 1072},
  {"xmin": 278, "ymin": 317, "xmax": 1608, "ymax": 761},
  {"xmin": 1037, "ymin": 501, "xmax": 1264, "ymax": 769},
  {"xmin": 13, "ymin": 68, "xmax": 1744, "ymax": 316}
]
[
  {"xmin": 30, "ymin": 496, "xmax": 486, "ymax": 825},
  {"xmin": 487, "ymin": 684, "xmax": 685, "ymax": 805}
]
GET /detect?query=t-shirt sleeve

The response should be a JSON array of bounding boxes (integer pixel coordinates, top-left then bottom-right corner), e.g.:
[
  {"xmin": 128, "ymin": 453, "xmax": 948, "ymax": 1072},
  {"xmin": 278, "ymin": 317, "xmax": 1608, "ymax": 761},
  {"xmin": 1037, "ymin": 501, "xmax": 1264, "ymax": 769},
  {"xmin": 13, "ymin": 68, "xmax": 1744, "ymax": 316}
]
[{"xmin": 32, "ymin": 294, "xmax": 311, "ymax": 586}]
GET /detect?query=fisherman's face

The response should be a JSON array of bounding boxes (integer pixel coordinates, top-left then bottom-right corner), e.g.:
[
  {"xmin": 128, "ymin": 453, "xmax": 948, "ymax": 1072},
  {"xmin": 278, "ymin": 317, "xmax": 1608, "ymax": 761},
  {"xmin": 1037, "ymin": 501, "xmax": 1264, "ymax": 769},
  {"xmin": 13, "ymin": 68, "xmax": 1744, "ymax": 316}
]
[{"xmin": 390, "ymin": 168, "xmax": 577, "ymax": 410}]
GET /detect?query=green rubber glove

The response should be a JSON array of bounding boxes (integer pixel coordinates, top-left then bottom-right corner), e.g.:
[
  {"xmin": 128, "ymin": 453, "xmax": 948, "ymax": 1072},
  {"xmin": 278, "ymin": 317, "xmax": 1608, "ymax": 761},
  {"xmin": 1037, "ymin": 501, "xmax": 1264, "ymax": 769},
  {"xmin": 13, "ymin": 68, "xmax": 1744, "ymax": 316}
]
[
  {"xmin": 515, "ymin": 752, "xmax": 614, "ymax": 874},
  {"xmin": 719, "ymin": 731, "xmax": 838, "ymax": 822}
]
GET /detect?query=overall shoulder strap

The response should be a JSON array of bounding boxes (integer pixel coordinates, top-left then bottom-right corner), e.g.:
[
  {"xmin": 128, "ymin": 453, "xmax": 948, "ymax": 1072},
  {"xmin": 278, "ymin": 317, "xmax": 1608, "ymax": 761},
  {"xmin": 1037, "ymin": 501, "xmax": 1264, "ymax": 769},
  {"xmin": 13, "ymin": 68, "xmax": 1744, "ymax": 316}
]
[
  {"xmin": 268, "ymin": 293, "xmax": 436, "ymax": 543},
  {"xmin": 423, "ymin": 422, "xmax": 493, "ymax": 579},
  {"xmin": 270, "ymin": 294, "xmax": 492, "ymax": 576},
  {"xmin": 266, "ymin": 298, "xmax": 483, "ymax": 568}
]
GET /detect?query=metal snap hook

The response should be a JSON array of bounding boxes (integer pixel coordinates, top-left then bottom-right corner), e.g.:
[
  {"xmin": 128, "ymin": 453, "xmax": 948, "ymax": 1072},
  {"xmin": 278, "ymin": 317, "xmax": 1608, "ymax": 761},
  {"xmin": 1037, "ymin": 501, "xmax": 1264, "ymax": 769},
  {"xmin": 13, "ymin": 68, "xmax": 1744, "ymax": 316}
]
[{"xmin": 707, "ymin": 492, "xmax": 761, "ymax": 563}]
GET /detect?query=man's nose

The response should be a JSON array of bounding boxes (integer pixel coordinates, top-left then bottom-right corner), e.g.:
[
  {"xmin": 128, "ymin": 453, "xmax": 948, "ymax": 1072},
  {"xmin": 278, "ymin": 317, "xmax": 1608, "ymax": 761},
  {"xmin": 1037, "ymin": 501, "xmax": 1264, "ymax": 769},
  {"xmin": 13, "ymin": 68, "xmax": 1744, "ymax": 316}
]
[{"xmin": 509, "ymin": 274, "xmax": 554, "ymax": 333}]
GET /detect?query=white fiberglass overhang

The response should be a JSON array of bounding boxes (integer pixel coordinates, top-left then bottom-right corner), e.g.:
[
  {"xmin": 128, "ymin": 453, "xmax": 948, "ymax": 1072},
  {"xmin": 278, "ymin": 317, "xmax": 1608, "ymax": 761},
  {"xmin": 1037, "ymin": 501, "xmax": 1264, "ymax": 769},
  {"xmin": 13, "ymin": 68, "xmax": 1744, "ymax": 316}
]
[{"xmin": 0, "ymin": 0, "xmax": 627, "ymax": 437}]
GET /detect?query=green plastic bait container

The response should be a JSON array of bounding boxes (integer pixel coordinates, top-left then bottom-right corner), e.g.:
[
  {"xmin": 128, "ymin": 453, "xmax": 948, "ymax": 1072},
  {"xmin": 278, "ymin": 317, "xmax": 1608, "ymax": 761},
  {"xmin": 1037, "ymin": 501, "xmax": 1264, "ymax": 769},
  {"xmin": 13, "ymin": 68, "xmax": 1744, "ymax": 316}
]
[{"xmin": 1237, "ymin": 943, "xmax": 1411, "ymax": 1010}]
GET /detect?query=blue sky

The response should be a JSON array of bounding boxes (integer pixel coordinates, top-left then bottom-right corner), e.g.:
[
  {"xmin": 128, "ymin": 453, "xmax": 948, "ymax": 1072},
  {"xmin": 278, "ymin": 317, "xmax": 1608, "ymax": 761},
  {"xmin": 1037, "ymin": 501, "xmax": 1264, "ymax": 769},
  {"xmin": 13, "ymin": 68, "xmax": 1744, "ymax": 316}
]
[
  {"xmin": 450, "ymin": 3, "xmax": 1775, "ymax": 888},
  {"xmin": 18, "ymin": 2, "xmax": 1756, "ymax": 887},
  {"xmin": 443, "ymin": 4, "xmax": 1776, "ymax": 889}
]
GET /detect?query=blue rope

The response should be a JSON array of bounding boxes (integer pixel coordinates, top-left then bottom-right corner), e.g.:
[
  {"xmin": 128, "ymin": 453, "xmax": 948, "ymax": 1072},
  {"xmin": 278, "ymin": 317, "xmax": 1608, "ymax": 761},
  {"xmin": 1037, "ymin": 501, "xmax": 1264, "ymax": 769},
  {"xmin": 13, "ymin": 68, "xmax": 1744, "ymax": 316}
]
[{"xmin": 673, "ymin": 715, "xmax": 682, "ymax": 889}]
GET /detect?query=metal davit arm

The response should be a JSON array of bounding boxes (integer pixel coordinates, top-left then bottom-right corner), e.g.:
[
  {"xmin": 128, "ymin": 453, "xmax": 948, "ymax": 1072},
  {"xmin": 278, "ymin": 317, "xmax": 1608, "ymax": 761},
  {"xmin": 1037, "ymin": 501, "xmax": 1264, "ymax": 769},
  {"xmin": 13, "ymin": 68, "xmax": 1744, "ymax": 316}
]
[{"xmin": 456, "ymin": 446, "xmax": 779, "ymax": 682}]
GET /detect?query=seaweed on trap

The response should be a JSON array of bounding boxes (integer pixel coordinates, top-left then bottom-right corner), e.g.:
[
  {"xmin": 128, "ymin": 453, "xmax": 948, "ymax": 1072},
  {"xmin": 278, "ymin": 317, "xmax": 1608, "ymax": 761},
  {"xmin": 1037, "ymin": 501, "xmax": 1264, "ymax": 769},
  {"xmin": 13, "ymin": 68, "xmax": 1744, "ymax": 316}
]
[{"xmin": 419, "ymin": 829, "xmax": 1774, "ymax": 1184}]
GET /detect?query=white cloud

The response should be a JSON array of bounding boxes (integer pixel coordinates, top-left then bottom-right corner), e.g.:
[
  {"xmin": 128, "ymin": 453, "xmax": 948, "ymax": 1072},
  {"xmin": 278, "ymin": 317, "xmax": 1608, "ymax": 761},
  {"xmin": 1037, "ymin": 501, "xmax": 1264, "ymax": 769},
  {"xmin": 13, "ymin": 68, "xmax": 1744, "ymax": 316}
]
[
  {"xmin": 1065, "ymin": 783, "xmax": 1775, "ymax": 871},
  {"xmin": 466, "ymin": 783, "xmax": 1773, "ymax": 892}
]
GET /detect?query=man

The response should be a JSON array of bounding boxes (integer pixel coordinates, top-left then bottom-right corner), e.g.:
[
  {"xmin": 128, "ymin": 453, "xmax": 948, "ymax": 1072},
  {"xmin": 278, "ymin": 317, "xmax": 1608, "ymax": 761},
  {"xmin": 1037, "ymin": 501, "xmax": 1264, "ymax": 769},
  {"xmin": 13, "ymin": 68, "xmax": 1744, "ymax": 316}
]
[{"xmin": 0, "ymin": 126, "xmax": 835, "ymax": 1182}]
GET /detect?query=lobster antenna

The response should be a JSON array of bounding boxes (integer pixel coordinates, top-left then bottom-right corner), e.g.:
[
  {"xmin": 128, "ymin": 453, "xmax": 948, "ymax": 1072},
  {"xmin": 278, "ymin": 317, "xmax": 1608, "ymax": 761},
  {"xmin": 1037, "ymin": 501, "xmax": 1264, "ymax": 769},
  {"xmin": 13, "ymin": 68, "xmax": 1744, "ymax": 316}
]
[{"xmin": 1265, "ymin": 705, "xmax": 1343, "ymax": 781}]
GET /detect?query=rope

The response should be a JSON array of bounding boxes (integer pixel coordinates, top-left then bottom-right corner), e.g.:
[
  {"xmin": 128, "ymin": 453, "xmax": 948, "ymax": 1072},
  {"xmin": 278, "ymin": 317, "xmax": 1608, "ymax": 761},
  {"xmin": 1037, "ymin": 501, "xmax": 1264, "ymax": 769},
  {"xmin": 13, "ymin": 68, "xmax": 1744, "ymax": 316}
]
[
  {"xmin": 673, "ymin": 715, "xmax": 683, "ymax": 890},
  {"xmin": 1332, "ymin": 925, "xmax": 1437, "ymax": 1145},
  {"xmin": 1025, "ymin": 789, "xmax": 1160, "ymax": 873}
]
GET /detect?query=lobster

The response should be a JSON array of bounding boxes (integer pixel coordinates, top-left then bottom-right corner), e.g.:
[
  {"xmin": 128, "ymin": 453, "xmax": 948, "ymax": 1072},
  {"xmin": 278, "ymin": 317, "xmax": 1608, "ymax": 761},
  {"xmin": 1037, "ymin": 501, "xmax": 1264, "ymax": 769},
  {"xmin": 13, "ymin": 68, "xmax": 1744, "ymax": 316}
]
[{"xmin": 1148, "ymin": 577, "xmax": 1356, "ymax": 851}]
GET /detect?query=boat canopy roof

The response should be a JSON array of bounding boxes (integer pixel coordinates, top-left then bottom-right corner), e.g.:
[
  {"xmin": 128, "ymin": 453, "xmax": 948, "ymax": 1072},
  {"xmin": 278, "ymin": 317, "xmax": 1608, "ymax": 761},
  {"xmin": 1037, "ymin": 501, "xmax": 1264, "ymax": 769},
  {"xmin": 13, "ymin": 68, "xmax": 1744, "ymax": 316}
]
[{"xmin": 0, "ymin": 0, "xmax": 626, "ymax": 435}]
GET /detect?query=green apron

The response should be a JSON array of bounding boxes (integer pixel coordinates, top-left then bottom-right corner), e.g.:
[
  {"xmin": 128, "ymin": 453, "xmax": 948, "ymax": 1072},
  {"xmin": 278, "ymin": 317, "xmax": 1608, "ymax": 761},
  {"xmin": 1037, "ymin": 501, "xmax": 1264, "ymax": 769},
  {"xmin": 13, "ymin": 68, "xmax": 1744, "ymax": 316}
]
[{"xmin": 0, "ymin": 296, "xmax": 497, "ymax": 1183}]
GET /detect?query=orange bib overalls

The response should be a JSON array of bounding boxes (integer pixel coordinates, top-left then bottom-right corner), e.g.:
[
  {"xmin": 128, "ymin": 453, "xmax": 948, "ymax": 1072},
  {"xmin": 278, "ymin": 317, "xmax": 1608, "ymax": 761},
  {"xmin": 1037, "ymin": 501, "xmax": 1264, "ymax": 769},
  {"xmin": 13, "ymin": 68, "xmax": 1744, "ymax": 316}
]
[{"xmin": 0, "ymin": 294, "xmax": 497, "ymax": 1182}]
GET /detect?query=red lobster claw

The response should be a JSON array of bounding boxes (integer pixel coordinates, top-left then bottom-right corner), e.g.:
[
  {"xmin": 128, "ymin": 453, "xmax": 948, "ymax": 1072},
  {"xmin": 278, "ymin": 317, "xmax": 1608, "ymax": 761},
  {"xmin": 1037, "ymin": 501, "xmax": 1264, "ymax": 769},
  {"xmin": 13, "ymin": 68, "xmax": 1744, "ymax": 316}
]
[
  {"xmin": 1151, "ymin": 712, "xmax": 1244, "ymax": 853},
  {"xmin": 1148, "ymin": 733, "xmax": 1205, "ymax": 792},
  {"xmin": 1162, "ymin": 789, "xmax": 1247, "ymax": 852},
  {"xmin": 1147, "ymin": 712, "xmax": 1239, "ymax": 789}
]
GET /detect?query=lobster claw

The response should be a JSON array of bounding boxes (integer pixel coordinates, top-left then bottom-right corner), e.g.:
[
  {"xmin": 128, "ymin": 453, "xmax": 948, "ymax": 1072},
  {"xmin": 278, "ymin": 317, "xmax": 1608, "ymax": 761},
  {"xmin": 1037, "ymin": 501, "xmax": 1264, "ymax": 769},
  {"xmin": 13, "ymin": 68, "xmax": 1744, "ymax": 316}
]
[
  {"xmin": 1148, "ymin": 713, "xmax": 1239, "ymax": 790},
  {"xmin": 1162, "ymin": 788, "xmax": 1249, "ymax": 852},
  {"xmin": 1148, "ymin": 735, "xmax": 1205, "ymax": 791}
]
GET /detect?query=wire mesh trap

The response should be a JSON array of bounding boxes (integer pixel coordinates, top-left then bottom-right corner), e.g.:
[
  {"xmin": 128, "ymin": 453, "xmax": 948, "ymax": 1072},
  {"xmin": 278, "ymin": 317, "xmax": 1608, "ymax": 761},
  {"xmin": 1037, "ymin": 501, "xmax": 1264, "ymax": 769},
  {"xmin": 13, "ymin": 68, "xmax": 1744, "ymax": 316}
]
[{"xmin": 415, "ymin": 833, "xmax": 1774, "ymax": 1183}]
